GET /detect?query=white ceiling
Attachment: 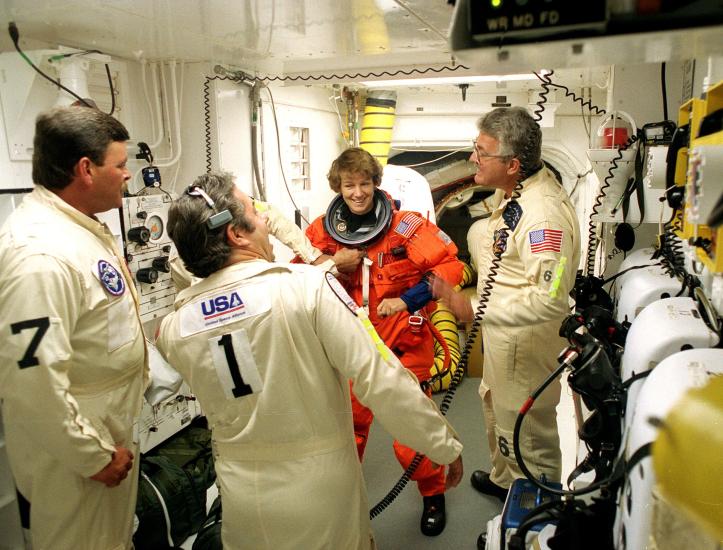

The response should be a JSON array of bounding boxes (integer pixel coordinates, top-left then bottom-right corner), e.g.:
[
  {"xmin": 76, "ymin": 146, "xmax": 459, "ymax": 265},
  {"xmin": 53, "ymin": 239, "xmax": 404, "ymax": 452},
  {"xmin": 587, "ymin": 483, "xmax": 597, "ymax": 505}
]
[
  {"xmin": 0, "ymin": 1, "xmax": 720, "ymax": 84},
  {"xmin": 0, "ymin": 0, "xmax": 459, "ymax": 75}
]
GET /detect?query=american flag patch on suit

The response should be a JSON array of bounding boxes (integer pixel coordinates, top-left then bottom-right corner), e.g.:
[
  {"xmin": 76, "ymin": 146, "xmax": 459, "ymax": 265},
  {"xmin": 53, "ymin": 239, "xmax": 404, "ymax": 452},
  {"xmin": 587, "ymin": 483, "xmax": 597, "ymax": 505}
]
[
  {"xmin": 394, "ymin": 213, "xmax": 423, "ymax": 238},
  {"xmin": 528, "ymin": 228, "xmax": 563, "ymax": 253}
]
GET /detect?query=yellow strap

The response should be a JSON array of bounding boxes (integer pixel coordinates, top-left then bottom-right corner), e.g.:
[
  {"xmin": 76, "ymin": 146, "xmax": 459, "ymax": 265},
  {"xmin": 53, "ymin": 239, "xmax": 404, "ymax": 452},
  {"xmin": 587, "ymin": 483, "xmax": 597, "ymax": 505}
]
[
  {"xmin": 356, "ymin": 307, "xmax": 391, "ymax": 361},
  {"xmin": 548, "ymin": 256, "xmax": 568, "ymax": 299}
]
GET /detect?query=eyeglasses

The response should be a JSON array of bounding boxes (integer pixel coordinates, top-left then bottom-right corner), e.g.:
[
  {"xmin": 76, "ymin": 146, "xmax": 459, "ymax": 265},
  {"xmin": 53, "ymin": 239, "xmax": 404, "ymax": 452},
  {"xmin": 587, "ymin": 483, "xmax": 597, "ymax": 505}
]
[
  {"xmin": 185, "ymin": 185, "xmax": 233, "ymax": 229},
  {"xmin": 472, "ymin": 140, "xmax": 510, "ymax": 161}
]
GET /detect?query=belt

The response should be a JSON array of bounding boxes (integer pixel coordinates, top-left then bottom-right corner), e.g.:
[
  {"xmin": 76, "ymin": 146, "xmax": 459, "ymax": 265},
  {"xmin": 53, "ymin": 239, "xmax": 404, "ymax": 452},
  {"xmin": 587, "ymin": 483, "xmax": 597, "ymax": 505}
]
[{"xmin": 214, "ymin": 431, "xmax": 349, "ymax": 461}]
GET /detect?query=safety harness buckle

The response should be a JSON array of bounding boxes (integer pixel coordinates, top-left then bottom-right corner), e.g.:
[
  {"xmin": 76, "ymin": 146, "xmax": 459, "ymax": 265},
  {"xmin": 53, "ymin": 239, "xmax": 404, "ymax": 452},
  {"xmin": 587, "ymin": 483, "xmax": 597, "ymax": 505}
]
[{"xmin": 408, "ymin": 314, "xmax": 424, "ymax": 333}]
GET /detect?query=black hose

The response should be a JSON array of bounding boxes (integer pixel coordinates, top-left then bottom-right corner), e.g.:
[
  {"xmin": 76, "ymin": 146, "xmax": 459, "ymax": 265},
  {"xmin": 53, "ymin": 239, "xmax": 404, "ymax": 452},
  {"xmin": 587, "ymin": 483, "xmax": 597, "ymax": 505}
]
[
  {"xmin": 512, "ymin": 361, "xmax": 623, "ymax": 498},
  {"xmin": 661, "ymin": 62, "xmax": 668, "ymax": 122}
]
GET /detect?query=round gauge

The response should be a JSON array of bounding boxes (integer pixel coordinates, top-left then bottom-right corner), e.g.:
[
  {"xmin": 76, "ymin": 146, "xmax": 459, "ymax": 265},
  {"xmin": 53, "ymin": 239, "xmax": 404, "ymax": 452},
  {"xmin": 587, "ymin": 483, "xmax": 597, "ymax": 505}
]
[{"xmin": 147, "ymin": 215, "xmax": 164, "ymax": 241}]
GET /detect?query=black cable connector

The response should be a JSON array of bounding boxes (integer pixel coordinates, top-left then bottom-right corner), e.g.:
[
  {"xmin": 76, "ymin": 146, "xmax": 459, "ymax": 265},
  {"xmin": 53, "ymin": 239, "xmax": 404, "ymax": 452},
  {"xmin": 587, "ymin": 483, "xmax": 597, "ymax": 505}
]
[
  {"xmin": 7, "ymin": 21, "xmax": 100, "ymax": 111},
  {"xmin": 8, "ymin": 22, "xmax": 19, "ymax": 43}
]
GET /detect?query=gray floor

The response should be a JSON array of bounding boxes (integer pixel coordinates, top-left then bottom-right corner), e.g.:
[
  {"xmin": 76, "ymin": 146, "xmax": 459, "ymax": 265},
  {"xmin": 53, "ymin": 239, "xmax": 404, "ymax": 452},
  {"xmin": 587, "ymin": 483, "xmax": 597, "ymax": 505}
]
[{"xmin": 363, "ymin": 374, "xmax": 504, "ymax": 550}]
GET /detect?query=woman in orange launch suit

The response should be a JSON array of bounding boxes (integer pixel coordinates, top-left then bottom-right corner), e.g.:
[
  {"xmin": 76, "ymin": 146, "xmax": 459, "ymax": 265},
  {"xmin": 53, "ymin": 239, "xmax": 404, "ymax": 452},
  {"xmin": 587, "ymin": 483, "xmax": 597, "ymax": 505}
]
[{"xmin": 303, "ymin": 147, "xmax": 463, "ymax": 536}]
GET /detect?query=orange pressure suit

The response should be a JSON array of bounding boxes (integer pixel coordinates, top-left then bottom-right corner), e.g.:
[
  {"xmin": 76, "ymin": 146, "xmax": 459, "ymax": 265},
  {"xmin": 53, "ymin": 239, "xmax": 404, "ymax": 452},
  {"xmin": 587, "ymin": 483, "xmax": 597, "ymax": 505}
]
[{"xmin": 305, "ymin": 199, "xmax": 463, "ymax": 496}]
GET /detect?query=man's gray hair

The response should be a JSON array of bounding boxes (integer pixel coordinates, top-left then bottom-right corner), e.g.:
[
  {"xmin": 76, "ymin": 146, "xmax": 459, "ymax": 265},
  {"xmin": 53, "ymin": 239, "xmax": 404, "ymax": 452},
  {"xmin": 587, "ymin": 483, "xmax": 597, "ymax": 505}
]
[
  {"xmin": 168, "ymin": 172, "xmax": 255, "ymax": 278},
  {"xmin": 477, "ymin": 106, "xmax": 542, "ymax": 179}
]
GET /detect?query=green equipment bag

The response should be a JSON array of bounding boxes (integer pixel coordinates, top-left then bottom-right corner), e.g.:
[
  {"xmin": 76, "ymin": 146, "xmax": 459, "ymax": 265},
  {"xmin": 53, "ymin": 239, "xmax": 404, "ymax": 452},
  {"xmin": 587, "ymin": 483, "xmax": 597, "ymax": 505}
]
[
  {"xmin": 134, "ymin": 422, "xmax": 215, "ymax": 549},
  {"xmin": 192, "ymin": 495, "xmax": 223, "ymax": 550}
]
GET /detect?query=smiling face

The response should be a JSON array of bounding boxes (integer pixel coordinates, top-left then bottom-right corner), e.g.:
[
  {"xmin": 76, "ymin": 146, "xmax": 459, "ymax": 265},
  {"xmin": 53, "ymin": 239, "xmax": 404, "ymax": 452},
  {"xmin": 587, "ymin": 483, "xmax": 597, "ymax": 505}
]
[{"xmin": 339, "ymin": 171, "xmax": 376, "ymax": 215}]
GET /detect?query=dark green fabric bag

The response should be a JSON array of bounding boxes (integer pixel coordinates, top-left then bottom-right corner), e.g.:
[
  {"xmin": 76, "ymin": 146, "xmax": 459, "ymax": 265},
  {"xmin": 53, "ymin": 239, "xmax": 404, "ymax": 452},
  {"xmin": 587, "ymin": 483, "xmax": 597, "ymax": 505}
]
[
  {"xmin": 134, "ymin": 423, "xmax": 215, "ymax": 549},
  {"xmin": 192, "ymin": 495, "xmax": 223, "ymax": 550}
]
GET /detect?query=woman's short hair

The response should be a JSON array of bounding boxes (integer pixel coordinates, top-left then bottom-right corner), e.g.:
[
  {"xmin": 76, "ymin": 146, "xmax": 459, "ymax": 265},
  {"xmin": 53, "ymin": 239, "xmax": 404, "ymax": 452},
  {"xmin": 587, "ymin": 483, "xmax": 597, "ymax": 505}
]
[{"xmin": 327, "ymin": 147, "xmax": 383, "ymax": 193}]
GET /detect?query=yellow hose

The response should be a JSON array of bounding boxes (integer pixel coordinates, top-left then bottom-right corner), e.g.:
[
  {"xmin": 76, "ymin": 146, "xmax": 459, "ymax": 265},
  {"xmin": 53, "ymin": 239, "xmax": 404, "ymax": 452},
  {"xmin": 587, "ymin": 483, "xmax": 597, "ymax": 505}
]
[
  {"xmin": 457, "ymin": 261, "xmax": 477, "ymax": 288},
  {"xmin": 429, "ymin": 302, "xmax": 460, "ymax": 392},
  {"xmin": 429, "ymin": 262, "xmax": 477, "ymax": 392},
  {"xmin": 359, "ymin": 91, "xmax": 397, "ymax": 166}
]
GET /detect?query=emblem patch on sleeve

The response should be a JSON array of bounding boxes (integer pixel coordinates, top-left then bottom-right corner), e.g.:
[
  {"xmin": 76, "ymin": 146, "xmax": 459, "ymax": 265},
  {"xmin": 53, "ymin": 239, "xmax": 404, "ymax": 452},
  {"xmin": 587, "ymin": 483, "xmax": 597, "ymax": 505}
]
[
  {"xmin": 97, "ymin": 259, "xmax": 125, "ymax": 296},
  {"xmin": 394, "ymin": 213, "xmax": 423, "ymax": 238},
  {"xmin": 492, "ymin": 229, "xmax": 508, "ymax": 255},
  {"xmin": 325, "ymin": 272, "xmax": 358, "ymax": 313},
  {"xmin": 502, "ymin": 201, "xmax": 522, "ymax": 231},
  {"xmin": 529, "ymin": 229, "xmax": 563, "ymax": 254},
  {"xmin": 436, "ymin": 229, "xmax": 452, "ymax": 245}
]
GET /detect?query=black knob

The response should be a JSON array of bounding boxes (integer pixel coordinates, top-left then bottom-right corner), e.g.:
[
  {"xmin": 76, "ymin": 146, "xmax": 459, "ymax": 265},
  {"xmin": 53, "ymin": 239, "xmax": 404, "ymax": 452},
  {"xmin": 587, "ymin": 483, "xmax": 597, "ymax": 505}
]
[
  {"xmin": 152, "ymin": 256, "xmax": 170, "ymax": 273},
  {"xmin": 162, "ymin": 245, "xmax": 172, "ymax": 253},
  {"xmin": 127, "ymin": 226, "xmax": 150, "ymax": 244},
  {"xmin": 136, "ymin": 268, "xmax": 158, "ymax": 284},
  {"xmin": 136, "ymin": 210, "xmax": 147, "ymax": 220}
]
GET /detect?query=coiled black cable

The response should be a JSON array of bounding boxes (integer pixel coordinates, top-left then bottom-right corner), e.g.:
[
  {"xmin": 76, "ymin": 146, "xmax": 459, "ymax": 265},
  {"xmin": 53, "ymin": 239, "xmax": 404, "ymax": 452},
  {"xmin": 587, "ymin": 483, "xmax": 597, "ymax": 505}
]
[
  {"xmin": 532, "ymin": 70, "xmax": 553, "ymax": 123},
  {"xmin": 368, "ymin": 452, "xmax": 424, "ymax": 519},
  {"xmin": 585, "ymin": 156, "xmax": 617, "ymax": 276},
  {"xmin": 530, "ymin": 69, "xmax": 610, "ymax": 277},
  {"xmin": 585, "ymin": 134, "xmax": 639, "ymax": 276},
  {"xmin": 534, "ymin": 71, "xmax": 606, "ymax": 116},
  {"xmin": 256, "ymin": 64, "xmax": 470, "ymax": 83},
  {"xmin": 203, "ymin": 75, "xmax": 233, "ymax": 173},
  {"xmin": 657, "ymin": 211, "xmax": 686, "ymax": 279},
  {"xmin": 666, "ymin": 217, "xmax": 686, "ymax": 274}
]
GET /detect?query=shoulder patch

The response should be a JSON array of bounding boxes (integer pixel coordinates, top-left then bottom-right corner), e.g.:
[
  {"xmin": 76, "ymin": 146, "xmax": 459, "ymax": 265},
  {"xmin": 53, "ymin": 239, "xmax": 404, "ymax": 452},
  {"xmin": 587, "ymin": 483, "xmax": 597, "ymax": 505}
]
[
  {"xmin": 97, "ymin": 259, "xmax": 125, "ymax": 296},
  {"xmin": 394, "ymin": 213, "xmax": 423, "ymax": 238},
  {"xmin": 529, "ymin": 228, "xmax": 563, "ymax": 254},
  {"xmin": 325, "ymin": 272, "xmax": 358, "ymax": 313},
  {"xmin": 436, "ymin": 229, "xmax": 452, "ymax": 245},
  {"xmin": 492, "ymin": 229, "xmax": 509, "ymax": 255},
  {"xmin": 502, "ymin": 201, "xmax": 523, "ymax": 231}
]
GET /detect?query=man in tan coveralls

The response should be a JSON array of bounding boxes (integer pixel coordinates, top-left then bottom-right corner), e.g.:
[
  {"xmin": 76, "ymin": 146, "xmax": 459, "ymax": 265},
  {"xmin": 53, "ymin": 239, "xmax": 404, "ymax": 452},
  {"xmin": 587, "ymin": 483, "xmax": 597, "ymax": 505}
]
[
  {"xmin": 434, "ymin": 107, "xmax": 580, "ymax": 502},
  {"xmin": 0, "ymin": 106, "xmax": 147, "ymax": 550},
  {"xmin": 156, "ymin": 172, "xmax": 463, "ymax": 550}
]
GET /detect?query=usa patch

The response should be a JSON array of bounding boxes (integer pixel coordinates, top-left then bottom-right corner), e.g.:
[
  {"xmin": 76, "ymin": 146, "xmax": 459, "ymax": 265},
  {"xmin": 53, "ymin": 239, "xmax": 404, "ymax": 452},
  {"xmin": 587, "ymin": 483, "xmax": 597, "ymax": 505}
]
[
  {"xmin": 180, "ymin": 283, "xmax": 270, "ymax": 336},
  {"xmin": 394, "ymin": 213, "xmax": 422, "ymax": 238},
  {"xmin": 97, "ymin": 259, "xmax": 125, "ymax": 296}
]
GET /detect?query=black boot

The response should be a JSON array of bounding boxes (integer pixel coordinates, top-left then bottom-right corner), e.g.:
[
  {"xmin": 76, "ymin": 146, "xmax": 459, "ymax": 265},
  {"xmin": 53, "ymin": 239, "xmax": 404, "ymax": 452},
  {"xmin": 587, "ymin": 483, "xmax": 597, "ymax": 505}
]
[
  {"xmin": 420, "ymin": 493, "xmax": 446, "ymax": 536},
  {"xmin": 470, "ymin": 470, "xmax": 508, "ymax": 502}
]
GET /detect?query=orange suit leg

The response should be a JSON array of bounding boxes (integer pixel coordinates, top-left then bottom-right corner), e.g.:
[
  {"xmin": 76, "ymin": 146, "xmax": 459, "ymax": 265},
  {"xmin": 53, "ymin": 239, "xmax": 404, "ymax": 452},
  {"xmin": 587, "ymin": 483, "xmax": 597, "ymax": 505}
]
[{"xmin": 392, "ymin": 333, "xmax": 446, "ymax": 496}]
